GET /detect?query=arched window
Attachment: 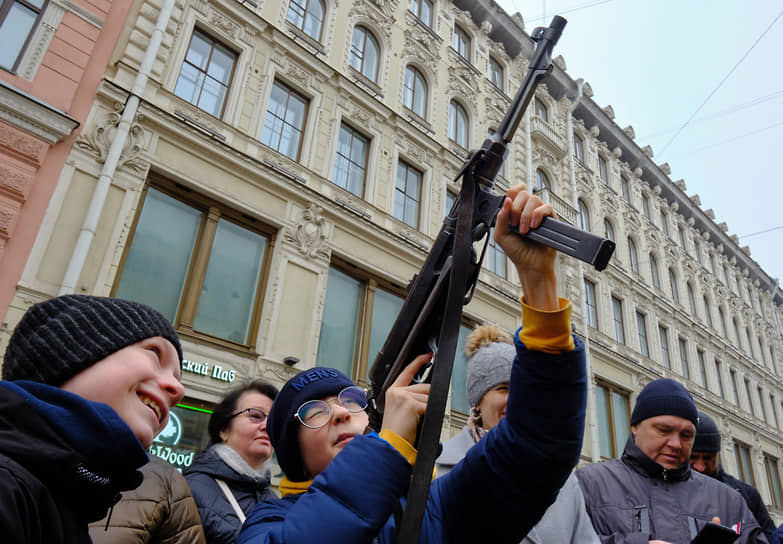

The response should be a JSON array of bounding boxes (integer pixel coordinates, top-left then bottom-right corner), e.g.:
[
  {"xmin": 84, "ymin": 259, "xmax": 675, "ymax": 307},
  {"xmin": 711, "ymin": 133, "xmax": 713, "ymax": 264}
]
[
  {"xmin": 535, "ymin": 169, "xmax": 551, "ymax": 192},
  {"xmin": 669, "ymin": 268, "xmax": 679, "ymax": 304},
  {"xmin": 403, "ymin": 66, "xmax": 427, "ymax": 118},
  {"xmin": 448, "ymin": 100, "xmax": 468, "ymax": 148},
  {"xmin": 650, "ymin": 254, "xmax": 660, "ymax": 289},
  {"xmin": 603, "ymin": 219, "xmax": 615, "ymax": 241},
  {"xmin": 349, "ymin": 26, "xmax": 379, "ymax": 82},
  {"xmin": 578, "ymin": 199, "xmax": 590, "ymax": 231},
  {"xmin": 286, "ymin": 0, "xmax": 325, "ymax": 41},
  {"xmin": 628, "ymin": 237, "xmax": 639, "ymax": 273}
]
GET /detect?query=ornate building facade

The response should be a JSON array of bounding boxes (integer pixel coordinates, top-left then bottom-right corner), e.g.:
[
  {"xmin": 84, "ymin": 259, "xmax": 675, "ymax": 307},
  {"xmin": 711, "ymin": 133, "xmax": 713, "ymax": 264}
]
[{"xmin": 1, "ymin": 0, "xmax": 783, "ymax": 515}]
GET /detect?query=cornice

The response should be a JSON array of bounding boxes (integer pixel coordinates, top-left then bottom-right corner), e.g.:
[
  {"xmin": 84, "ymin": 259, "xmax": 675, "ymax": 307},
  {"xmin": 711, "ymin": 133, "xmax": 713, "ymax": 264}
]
[{"xmin": 0, "ymin": 81, "xmax": 78, "ymax": 145}]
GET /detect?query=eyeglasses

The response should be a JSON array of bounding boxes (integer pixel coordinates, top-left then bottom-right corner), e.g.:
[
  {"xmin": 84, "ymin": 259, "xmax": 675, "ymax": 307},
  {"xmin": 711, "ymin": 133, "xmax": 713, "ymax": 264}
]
[
  {"xmin": 230, "ymin": 407, "xmax": 268, "ymax": 425},
  {"xmin": 294, "ymin": 386, "xmax": 368, "ymax": 429}
]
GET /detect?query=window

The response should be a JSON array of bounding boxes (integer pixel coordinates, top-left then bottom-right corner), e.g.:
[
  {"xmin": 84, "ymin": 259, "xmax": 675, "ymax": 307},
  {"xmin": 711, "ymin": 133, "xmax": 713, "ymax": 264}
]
[
  {"xmin": 650, "ymin": 254, "xmax": 661, "ymax": 289},
  {"xmin": 703, "ymin": 295, "xmax": 713, "ymax": 328},
  {"xmin": 642, "ymin": 194, "xmax": 651, "ymax": 220},
  {"xmin": 744, "ymin": 377, "xmax": 753, "ymax": 415},
  {"xmin": 603, "ymin": 219, "xmax": 615, "ymax": 242},
  {"xmin": 636, "ymin": 311, "xmax": 649, "ymax": 357},
  {"xmin": 765, "ymin": 456, "xmax": 783, "ymax": 508},
  {"xmin": 534, "ymin": 97, "xmax": 548, "ymax": 122},
  {"xmin": 0, "ymin": 0, "xmax": 47, "ymax": 71},
  {"xmin": 115, "ymin": 184, "xmax": 273, "ymax": 346},
  {"xmin": 394, "ymin": 160, "xmax": 422, "ymax": 228},
  {"xmin": 697, "ymin": 349, "xmax": 707, "ymax": 387},
  {"xmin": 687, "ymin": 284, "xmax": 697, "ymax": 315},
  {"xmin": 770, "ymin": 394, "xmax": 779, "ymax": 429},
  {"xmin": 669, "ymin": 269, "xmax": 679, "ymax": 304},
  {"xmin": 678, "ymin": 225, "xmax": 687, "ymax": 250},
  {"xmin": 445, "ymin": 189, "xmax": 457, "ymax": 215},
  {"xmin": 659, "ymin": 326, "xmax": 670, "ymax": 369},
  {"xmin": 679, "ymin": 338, "xmax": 690, "ymax": 380},
  {"xmin": 486, "ymin": 227, "xmax": 506, "ymax": 279},
  {"xmin": 261, "ymin": 80, "xmax": 309, "ymax": 160},
  {"xmin": 715, "ymin": 360, "xmax": 725, "ymax": 398},
  {"xmin": 174, "ymin": 30, "xmax": 236, "ymax": 118},
  {"xmin": 578, "ymin": 199, "xmax": 590, "ymax": 231},
  {"xmin": 286, "ymin": 0, "xmax": 325, "ymax": 41},
  {"xmin": 734, "ymin": 442, "xmax": 755, "ymax": 485},
  {"xmin": 411, "ymin": 0, "xmax": 432, "ymax": 26},
  {"xmin": 612, "ymin": 296, "xmax": 625, "ymax": 344},
  {"xmin": 403, "ymin": 66, "xmax": 427, "ymax": 118},
  {"xmin": 598, "ymin": 155, "xmax": 608, "ymax": 184},
  {"xmin": 448, "ymin": 100, "xmax": 468, "ymax": 148},
  {"xmin": 349, "ymin": 26, "xmax": 379, "ymax": 82},
  {"xmin": 733, "ymin": 317, "xmax": 741, "ymax": 349},
  {"xmin": 711, "ymin": 253, "xmax": 719, "ymax": 276},
  {"xmin": 573, "ymin": 133, "xmax": 584, "ymax": 162},
  {"xmin": 758, "ymin": 386, "xmax": 767, "ymax": 422},
  {"xmin": 535, "ymin": 169, "xmax": 551, "ymax": 192},
  {"xmin": 488, "ymin": 56, "xmax": 503, "ymax": 89},
  {"xmin": 718, "ymin": 307, "xmax": 728, "ymax": 338},
  {"xmin": 694, "ymin": 239, "xmax": 702, "ymax": 266},
  {"xmin": 660, "ymin": 210, "xmax": 670, "ymax": 237},
  {"xmin": 316, "ymin": 266, "xmax": 404, "ymax": 382},
  {"xmin": 584, "ymin": 279, "xmax": 597, "ymax": 328},
  {"xmin": 595, "ymin": 383, "xmax": 630, "ymax": 459},
  {"xmin": 628, "ymin": 238, "xmax": 639, "ymax": 274},
  {"xmin": 621, "ymin": 176, "xmax": 630, "ymax": 202},
  {"xmin": 730, "ymin": 369, "xmax": 739, "ymax": 404},
  {"xmin": 452, "ymin": 24, "xmax": 470, "ymax": 60},
  {"xmin": 450, "ymin": 323, "xmax": 474, "ymax": 413},
  {"xmin": 333, "ymin": 123, "xmax": 369, "ymax": 197}
]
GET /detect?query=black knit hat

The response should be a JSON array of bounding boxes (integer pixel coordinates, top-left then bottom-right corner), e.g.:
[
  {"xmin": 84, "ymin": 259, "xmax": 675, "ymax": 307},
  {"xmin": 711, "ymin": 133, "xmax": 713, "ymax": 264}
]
[
  {"xmin": 693, "ymin": 411, "xmax": 721, "ymax": 453},
  {"xmin": 3, "ymin": 294, "xmax": 182, "ymax": 386},
  {"xmin": 267, "ymin": 367, "xmax": 355, "ymax": 482},
  {"xmin": 630, "ymin": 378, "xmax": 698, "ymax": 427}
]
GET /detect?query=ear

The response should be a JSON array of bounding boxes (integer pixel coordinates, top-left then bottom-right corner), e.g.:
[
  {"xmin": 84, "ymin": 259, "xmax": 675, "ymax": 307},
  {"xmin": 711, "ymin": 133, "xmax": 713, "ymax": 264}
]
[{"xmin": 219, "ymin": 429, "xmax": 229, "ymax": 443}]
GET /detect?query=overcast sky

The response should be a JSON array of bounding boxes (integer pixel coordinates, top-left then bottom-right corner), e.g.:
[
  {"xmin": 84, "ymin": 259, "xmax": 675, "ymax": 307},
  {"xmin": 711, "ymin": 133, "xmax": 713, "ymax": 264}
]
[{"xmin": 494, "ymin": 0, "xmax": 783, "ymax": 285}]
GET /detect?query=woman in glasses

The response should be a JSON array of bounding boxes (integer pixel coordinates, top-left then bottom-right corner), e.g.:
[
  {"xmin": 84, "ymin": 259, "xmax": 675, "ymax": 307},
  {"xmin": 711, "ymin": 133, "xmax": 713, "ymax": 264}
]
[
  {"xmin": 185, "ymin": 380, "xmax": 279, "ymax": 544},
  {"xmin": 237, "ymin": 185, "xmax": 588, "ymax": 544}
]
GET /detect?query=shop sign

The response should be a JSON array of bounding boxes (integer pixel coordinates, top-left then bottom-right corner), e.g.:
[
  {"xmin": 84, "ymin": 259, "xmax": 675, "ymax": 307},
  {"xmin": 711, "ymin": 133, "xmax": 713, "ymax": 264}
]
[
  {"xmin": 150, "ymin": 411, "xmax": 194, "ymax": 470},
  {"xmin": 183, "ymin": 358, "xmax": 236, "ymax": 383}
]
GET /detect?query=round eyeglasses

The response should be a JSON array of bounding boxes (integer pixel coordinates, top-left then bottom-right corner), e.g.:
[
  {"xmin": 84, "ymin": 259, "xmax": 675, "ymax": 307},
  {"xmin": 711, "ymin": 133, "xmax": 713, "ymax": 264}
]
[
  {"xmin": 230, "ymin": 407, "xmax": 268, "ymax": 425},
  {"xmin": 294, "ymin": 386, "xmax": 368, "ymax": 429}
]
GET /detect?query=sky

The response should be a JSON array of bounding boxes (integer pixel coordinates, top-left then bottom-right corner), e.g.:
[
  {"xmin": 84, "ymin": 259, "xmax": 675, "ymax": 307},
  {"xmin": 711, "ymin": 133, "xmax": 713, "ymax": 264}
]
[{"xmin": 494, "ymin": 0, "xmax": 783, "ymax": 285}]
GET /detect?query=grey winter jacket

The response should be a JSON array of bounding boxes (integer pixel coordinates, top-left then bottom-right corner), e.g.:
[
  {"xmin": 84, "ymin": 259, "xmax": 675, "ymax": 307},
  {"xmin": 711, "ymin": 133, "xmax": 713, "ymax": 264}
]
[
  {"xmin": 437, "ymin": 426, "xmax": 600, "ymax": 544},
  {"xmin": 184, "ymin": 445, "xmax": 276, "ymax": 544},
  {"xmin": 576, "ymin": 437, "xmax": 768, "ymax": 544}
]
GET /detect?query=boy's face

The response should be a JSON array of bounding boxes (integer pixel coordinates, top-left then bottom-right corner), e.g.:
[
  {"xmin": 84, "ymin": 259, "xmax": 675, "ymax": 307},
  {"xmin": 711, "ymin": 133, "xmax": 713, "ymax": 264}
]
[
  {"xmin": 297, "ymin": 393, "xmax": 369, "ymax": 479},
  {"xmin": 61, "ymin": 336, "xmax": 184, "ymax": 448}
]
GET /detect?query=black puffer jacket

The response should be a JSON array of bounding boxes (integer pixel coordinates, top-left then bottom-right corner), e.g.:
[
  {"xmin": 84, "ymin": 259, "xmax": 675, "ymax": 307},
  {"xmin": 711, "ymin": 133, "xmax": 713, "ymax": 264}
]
[
  {"xmin": 577, "ymin": 436, "xmax": 768, "ymax": 543},
  {"xmin": 185, "ymin": 445, "xmax": 276, "ymax": 544},
  {"xmin": 715, "ymin": 465, "xmax": 777, "ymax": 540},
  {"xmin": 0, "ymin": 381, "xmax": 147, "ymax": 544}
]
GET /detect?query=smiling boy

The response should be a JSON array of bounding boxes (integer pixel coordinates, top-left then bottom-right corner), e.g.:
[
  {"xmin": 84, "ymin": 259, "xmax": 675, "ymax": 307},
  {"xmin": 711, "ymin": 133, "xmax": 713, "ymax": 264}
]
[{"xmin": 0, "ymin": 294, "xmax": 185, "ymax": 544}]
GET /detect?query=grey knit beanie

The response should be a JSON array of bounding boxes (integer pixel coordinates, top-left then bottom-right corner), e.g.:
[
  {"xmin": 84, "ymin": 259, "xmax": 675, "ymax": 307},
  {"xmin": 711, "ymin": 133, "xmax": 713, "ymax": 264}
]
[
  {"xmin": 465, "ymin": 324, "xmax": 515, "ymax": 408},
  {"xmin": 693, "ymin": 411, "xmax": 721, "ymax": 453},
  {"xmin": 3, "ymin": 294, "xmax": 182, "ymax": 386}
]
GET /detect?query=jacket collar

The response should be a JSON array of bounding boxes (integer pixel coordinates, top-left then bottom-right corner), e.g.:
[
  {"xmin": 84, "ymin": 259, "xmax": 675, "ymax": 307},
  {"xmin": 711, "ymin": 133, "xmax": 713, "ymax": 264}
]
[
  {"xmin": 279, "ymin": 476, "xmax": 312, "ymax": 496},
  {"xmin": 621, "ymin": 435, "xmax": 691, "ymax": 482}
]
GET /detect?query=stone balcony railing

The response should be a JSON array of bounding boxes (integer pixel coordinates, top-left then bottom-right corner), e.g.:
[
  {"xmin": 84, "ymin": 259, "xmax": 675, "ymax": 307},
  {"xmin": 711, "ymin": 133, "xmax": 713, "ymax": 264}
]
[
  {"xmin": 530, "ymin": 115, "xmax": 567, "ymax": 157},
  {"xmin": 534, "ymin": 187, "xmax": 577, "ymax": 225}
]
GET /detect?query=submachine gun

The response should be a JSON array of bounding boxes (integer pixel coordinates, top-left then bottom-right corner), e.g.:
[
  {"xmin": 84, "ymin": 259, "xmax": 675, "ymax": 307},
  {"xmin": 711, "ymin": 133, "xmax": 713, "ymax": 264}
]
[{"xmin": 367, "ymin": 16, "xmax": 615, "ymax": 542}]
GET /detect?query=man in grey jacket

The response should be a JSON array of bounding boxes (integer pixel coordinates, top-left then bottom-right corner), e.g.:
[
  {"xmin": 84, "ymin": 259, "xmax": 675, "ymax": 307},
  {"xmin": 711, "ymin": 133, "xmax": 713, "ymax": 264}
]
[{"xmin": 577, "ymin": 378, "xmax": 767, "ymax": 544}]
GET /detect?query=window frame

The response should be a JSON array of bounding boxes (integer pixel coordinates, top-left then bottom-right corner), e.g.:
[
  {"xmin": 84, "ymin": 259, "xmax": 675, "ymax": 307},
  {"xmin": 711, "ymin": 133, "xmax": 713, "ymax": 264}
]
[
  {"xmin": 448, "ymin": 99, "xmax": 469, "ymax": 148},
  {"xmin": 678, "ymin": 337, "xmax": 690, "ymax": 380},
  {"xmin": 394, "ymin": 159, "xmax": 422, "ymax": 228},
  {"xmin": 452, "ymin": 23, "xmax": 471, "ymax": 61},
  {"xmin": 584, "ymin": 279, "xmax": 598, "ymax": 329},
  {"xmin": 411, "ymin": 0, "xmax": 433, "ymax": 27},
  {"xmin": 488, "ymin": 55, "xmax": 503, "ymax": 90},
  {"xmin": 333, "ymin": 121, "xmax": 370, "ymax": 197},
  {"xmin": 286, "ymin": 0, "xmax": 325, "ymax": 42},
  {"xmin": 349, "ymin": 25, "xmax": 380, "ymax": 82},
  {"xmin": 260, "ymin": 79, "xmax": 310, "ymax": 161},
  {"xmin": 734, "ymin": 441, "xmax": 756, "ymax": 485},
  {"xmin": 659, "ymin": 325, "xmax": 670, "ymax": 369},
  {"xmin": 0, "ymin": 0, "xmax": 49, "ymax": 72},
  {"xmin": 112, "ymin": 178, "xmax": 276, "ymax": 351},
  {"xmin": 573, "ymin": 133, "xmax": 584, "ymax": 163},
  {"xmin": 595, "ymin": 381, "xmax": 631, "ymax": 460},
  {"xmin": 765, "ymin": 455, "xmax": 783, "ymax": 508},
  {"xmin": 611, "ymin": 295, "xmax": 625, "ymax": 344},
  {"xmin": 628, "ymin": 237, "xmax": 639, "ymax": 274},
  {"xmin": 598, "ymin": 155, "xmax": 609, "ymax": 184},
  {"xmin": 403, "ymin": 65, "xmax": 428, "ymax": 119},
  {"xmin": 636, "ymin": 311, "xmax": 649, "ymax": 358}
]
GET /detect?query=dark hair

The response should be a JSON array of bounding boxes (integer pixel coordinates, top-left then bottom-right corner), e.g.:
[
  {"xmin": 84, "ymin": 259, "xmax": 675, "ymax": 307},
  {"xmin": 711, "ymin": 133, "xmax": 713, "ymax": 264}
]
[{"xmin": 208, "ymin": 380, "xmax": 279, "ymax": 445}]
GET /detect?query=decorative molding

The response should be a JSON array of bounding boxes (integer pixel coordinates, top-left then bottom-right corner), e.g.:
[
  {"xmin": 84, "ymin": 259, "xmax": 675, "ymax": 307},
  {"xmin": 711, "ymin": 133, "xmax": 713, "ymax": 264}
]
[
  {"xmin": 0, "ymin": 82, "xmax": 78, "ymax": 145},
  {"xmin": 284, "ymin": 202, "xmax": 330, "ymax": 259},
  {"xmin": 0, "ymin": 124, "xmax": 47, "ymax": 163},
  {"xmin": 0, "ymin": 163, "xmax": 34, "ymax": 199},
  {"xmin": 75, "ymin": 103, "xmax": 148, "ymax": 172}
]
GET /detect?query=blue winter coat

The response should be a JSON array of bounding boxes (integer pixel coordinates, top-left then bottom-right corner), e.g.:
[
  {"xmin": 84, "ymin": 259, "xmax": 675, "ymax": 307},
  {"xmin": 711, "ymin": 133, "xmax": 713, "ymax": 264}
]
[{"xmin": 238, "ymin": 333, "xmax": 587, "ymax": 544}]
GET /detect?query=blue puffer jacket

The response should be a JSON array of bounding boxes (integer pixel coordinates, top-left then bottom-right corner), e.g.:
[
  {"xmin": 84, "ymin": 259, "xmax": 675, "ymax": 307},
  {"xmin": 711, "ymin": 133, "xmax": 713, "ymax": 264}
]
[{"xmin": 238, "ymin": 333, "xmax": 587, "ymax": 544}]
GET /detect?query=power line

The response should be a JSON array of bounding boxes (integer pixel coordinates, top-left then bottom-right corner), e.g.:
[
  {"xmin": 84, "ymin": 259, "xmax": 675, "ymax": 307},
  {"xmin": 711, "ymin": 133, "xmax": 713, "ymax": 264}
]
[
  {"xmin": 522, "ymin": 0, "xmax": 616, "ymax": 24},
  {"xmin": 658, "ymin": 8, "xmax": 783, "ymax": 158},
  {"xmin": 739, "ymin": 225, "xmax": 783, "ymax": 240},
  {"xmin": 673, "ymin": 119, "xmax": 783, "ymax": 155}
]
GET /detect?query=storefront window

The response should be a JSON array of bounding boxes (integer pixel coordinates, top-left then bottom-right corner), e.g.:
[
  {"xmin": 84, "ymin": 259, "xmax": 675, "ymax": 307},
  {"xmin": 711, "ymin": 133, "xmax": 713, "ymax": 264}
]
[{"xmin": 150, "ymin": 403, "xmax": 213, "ymax": 472}]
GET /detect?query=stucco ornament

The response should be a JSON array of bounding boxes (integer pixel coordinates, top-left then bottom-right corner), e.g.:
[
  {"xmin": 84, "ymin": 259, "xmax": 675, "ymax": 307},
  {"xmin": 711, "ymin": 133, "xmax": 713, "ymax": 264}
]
[{"xmin": 285, "ymin": 202, "xmax": 330, "ymax": 259}]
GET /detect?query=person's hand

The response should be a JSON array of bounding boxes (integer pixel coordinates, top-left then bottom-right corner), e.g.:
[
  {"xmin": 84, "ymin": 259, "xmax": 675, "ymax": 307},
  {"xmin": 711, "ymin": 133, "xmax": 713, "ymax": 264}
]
[
  {"xmin": 380, "ymin": 353, "xmax": 432, "ymax": 446},
  {"xmin": 494, "ymin": 184, "xmax": 558, "ymax": 310}
]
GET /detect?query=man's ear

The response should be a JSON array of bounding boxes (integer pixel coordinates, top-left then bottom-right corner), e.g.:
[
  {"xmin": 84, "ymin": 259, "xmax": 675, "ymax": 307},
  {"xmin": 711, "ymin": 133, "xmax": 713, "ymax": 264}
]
[{"xmin": 630, "ymin": 425, "xmax": 637, "ymax": 439}]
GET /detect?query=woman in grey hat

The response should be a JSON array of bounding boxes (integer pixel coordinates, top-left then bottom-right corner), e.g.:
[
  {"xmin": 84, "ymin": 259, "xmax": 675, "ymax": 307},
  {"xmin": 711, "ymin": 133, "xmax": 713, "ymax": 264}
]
[{"xmin": 436, "ymin": 324, "xmax": 599, "ymax": 544}]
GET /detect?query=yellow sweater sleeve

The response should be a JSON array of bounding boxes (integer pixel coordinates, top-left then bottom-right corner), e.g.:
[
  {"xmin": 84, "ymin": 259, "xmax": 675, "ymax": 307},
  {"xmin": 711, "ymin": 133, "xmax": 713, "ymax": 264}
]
[
  {"xmin": 378, "ymin": 429, "xmax": 417, "ymax": 466},
  {"xmin": 517, "ymin": 296, "xmax": 575, "ymax": 354}
]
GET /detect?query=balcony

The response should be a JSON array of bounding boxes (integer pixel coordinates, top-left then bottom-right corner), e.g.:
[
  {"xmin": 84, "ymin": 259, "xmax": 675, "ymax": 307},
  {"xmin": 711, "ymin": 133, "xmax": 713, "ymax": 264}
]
[
  {"xmin": 534, "ymin": 187, "xmax": 577, "ymax": 225},
  {"xmin": 530, "ymin": 115, "xmax": 567, "ymax": 158}
]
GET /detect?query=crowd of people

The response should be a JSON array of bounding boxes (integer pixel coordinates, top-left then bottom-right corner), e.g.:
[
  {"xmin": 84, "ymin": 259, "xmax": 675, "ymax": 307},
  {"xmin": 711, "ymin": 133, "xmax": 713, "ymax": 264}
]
[{"xmin": 1, "ymin": 184, "xmax": 782, "ymax": 543}]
